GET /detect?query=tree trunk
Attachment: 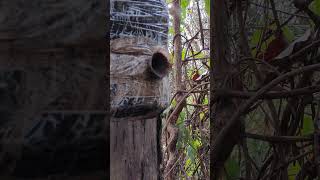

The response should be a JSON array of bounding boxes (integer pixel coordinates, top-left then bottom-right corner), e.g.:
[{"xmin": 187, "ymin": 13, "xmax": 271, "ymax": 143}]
[
  {"xmin": 211, "ymin": 0, "xmax": 242, "ymax": 179},
  {"xmin": 164, "ymin": 0, "xmax": 185, "ymax": 179},
  {"xmin": 110, "ymin": 0, "xmax": 170, "ymax": 179}
]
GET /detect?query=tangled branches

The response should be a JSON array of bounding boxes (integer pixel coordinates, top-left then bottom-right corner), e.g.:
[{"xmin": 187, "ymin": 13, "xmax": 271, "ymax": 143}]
[
  {"xmin": 162, "ymin": 0, "xmax": 210, "ymax": 179},
  {"xmin": 212, "ymin": 0, "xmax": 320, "ymax": 179},
  {"xmin": 163, "ymin": 0, "xmax": 320, "ymax": 179}
]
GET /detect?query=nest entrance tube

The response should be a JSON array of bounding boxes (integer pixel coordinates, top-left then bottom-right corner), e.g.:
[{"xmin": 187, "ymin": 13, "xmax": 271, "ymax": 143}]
[{"xmin": 149, "ymin": 51, "xmax": 170, "ymax": 79}]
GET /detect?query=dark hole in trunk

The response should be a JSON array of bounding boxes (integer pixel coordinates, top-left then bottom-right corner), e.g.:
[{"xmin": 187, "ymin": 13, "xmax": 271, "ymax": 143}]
[{"xmin": 149, "ymin": 52, "xmax": 170, "ymax": 79}]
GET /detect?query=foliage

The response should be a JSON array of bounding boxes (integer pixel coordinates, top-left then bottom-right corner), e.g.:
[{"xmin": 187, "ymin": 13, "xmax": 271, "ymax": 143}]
[
  {"xmin": 212, "ymin": 0, "xmax": 320, "ymax": 179},
  {"xmin": 162, "ymin": 0, "xmax": 209, "ymax": 179},
  {"xmin": 163, "ymin": 0, "xmax": 320, "ymax": 179}
]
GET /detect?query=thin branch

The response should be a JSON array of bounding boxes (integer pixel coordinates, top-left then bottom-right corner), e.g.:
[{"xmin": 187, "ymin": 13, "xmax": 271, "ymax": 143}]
[
  {"xmin": 244, "ymin": 132, "xmax": 313, "ymax": 143},
  {"xmin": 215, "ymin": 85, "xmax": 320, "ymax": 99},
  {"xmin": 212, "ymin": 63, "xmax": 320, "ymax": 166}
]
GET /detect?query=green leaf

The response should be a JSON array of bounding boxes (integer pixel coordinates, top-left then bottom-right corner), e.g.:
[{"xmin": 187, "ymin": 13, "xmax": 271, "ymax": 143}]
[
  {"xmin": 192, "ymin": 52, "xmax": 205, "ymax": 59},
  {"xmin": 190, "ymin": 139, "xmax": 201, "ymax": 150},
  {"xmin": 184, "ymin": 158, "xmax": 194, "ymax": 176},
  {"xmin": 282, "ymin": 26, "xmax": 295, "ymax": 42},
  {"xmin": 171, "ymin": 98, "xmax": 177, "ymax": 107},
  {"xmin": 187, "ymin": 68, "xmax": 195, "ymax": 80},
  {"xmin": 204, "ymin": 0, "xmax": 210, "ymax": 15},
  {"xmin": 200, "ymin": 112, "xmax": 205, "ymax": 120},
  {"xmin": 225, "ymin": 157, "xmax": 239, "ymax": 179},
  {"xmin": 176, "ymin": 109, "xmax": 189, "ymax": 149},
  {"xmin": 181, "ymin": 48, "xmax": 187, "ymax": 61},
  {"xmin": 187, "ymin": 145, "xmax": 196, "ymax": 163},
  {"xmin": 180, "ymin": 0, "xmax": 190, "ymax": 22},
  {"xmin": 250, "ymin": 29, "xmax": 263, "ymax": 48},
  {"xmin": 177, "ymin": 109, "xmax": 186, "ymax": 124},
  {"xmin": 310, "ymin": 0, "xmax": 320, "ymax": 16},
  {"xmin": 202, "ymin": 97, "xmax": 208, "ymax": 105},
  {"xmin": 288, "ymin": 162, "xmax": 301, "ymax": 180},
  {"xmin": 301, "ymin": 115, "xmax": 314, "ymax": 135}
]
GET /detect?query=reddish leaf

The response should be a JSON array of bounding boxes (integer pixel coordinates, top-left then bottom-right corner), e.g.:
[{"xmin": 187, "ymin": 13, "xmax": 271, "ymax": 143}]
[
  {"xmin": 192, "ymin": 71, "xmax": 200, "ymax": 81},
  {"xmin": 258, "ymin": 34, "xmax": 288, "ymax": 61}
]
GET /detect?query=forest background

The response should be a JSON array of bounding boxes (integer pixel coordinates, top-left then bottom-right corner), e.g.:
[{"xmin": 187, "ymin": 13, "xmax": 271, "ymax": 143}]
[{"xmin": 162, "ymin": 0, "xmax": 320, "ymax": 179}]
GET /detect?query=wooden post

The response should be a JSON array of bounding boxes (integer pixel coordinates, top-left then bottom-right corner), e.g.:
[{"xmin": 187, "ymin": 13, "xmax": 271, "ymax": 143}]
[{"xmin": 110, "ymin": 0, "xmax": 170, "ymax": 179}]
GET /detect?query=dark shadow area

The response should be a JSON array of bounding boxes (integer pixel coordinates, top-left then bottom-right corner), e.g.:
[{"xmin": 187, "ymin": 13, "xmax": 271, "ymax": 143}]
[{"xmin": 0, "ymin": 0, "xmax": 109, "ymax": 179}]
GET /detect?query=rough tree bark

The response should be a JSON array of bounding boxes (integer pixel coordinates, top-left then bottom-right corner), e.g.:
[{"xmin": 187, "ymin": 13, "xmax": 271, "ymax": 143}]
[
  {"xmin": 211, "ymin": 0, "xmax": 243, "ymax": 179},
  {"xmin": 164, "ymin": 1, "xmax": 185, "ymax": 179},
  {"xmin": 110, "ymin": 0, "xmax": 170, "ymax": 179}
]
